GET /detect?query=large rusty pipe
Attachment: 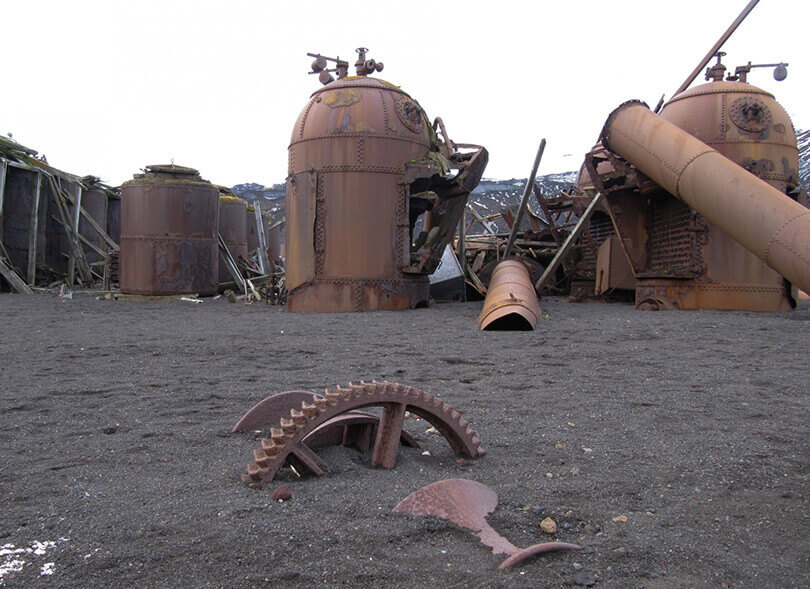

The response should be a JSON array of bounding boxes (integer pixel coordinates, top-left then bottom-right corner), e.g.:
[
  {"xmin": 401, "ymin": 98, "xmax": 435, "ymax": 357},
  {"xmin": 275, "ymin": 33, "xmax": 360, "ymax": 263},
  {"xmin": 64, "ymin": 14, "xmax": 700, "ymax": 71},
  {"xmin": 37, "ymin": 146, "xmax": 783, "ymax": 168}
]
[
  {"xmin": 601, "ymin": 101, "xmax": 810, "ymax": 295},
  {"xmin": 477, "ymin": 259, "xmax": 541, "ymax": 331}
]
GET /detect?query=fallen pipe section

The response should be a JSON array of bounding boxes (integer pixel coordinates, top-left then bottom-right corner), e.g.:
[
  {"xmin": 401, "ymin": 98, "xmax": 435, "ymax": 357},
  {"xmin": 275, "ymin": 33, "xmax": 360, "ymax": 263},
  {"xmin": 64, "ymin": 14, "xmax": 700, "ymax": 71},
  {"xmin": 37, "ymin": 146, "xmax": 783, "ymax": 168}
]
[
  {"xmin": 601, "ymin": 100, "xmax": 810, "ymax": 295},
  {"xmin": 477, "ymin": 259, "xmax": 541, "ymax": 331}
]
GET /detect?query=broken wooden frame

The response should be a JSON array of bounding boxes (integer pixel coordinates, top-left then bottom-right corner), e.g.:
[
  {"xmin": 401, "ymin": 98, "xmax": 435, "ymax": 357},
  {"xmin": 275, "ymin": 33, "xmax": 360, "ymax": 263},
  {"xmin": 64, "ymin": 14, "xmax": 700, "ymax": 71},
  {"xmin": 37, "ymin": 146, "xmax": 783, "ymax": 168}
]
[{"xmin": 0, "ymin": 155, "xmax": 119, "ymax": 292}]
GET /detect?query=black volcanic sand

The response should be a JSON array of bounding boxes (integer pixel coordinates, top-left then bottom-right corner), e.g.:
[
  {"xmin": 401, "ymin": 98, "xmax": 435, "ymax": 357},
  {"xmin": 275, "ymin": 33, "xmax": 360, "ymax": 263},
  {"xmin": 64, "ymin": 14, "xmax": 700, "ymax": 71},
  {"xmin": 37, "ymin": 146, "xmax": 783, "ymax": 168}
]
[{"xmin": 0, "ymin": 293, "xmax": 807, "ymax": 588}]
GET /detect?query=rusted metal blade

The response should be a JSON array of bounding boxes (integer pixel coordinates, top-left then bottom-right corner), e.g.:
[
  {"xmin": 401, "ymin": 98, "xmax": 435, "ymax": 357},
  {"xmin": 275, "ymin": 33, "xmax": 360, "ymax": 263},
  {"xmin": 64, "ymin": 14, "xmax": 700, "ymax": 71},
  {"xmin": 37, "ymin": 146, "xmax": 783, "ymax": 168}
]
[
  {"xmin": 393, "ymin": 479, "xmax": 518, "ymax": 555},
  {"xmin": 393, "ymin": 478, "xmax": 582, "ymax": 570}
]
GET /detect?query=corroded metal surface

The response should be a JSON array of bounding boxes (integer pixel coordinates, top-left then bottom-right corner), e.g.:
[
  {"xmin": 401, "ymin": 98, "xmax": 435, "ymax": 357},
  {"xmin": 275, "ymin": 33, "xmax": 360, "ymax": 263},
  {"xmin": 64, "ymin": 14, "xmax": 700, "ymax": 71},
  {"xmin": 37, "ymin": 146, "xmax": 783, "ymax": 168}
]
[
  {"xmin": 218, "ymin": 197, "xmax": 248, "ymax": 283},
  {"xmin": 243, "ymin": 381, "xmax": 484, "ymax": 485},
  {"xmin": 393, "ymin": 479, "xmax": 581, "ymax": 570},
  {"xmin": 286, "ymin": 49, "xmax": 487, "ymax": 312},
  {"xmin": 233, "ymin": 390, "xmax": 418, "ymax": 452},
  {"xmin": 120, "ymin": 165, "xmax": 219, "ymax": 296},
  {"xmin": 659, "ymin": 81, "xmax": 798, "ymax": 192},
  {"xmin": 477, "ymin": 259, "xmax": 542, "ymax": 330},
  {"xmin": 600, "ymin": 99, "xmax": 809, "ymax": 308}
]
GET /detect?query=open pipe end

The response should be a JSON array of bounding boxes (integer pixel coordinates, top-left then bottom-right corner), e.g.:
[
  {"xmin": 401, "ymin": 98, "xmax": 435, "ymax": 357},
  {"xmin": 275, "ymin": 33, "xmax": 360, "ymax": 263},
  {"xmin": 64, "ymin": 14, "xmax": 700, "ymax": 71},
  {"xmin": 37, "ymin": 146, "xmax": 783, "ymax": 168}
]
[{"xmin": 600, "ymin": 99, "xmax": 650, "ymax": 151}]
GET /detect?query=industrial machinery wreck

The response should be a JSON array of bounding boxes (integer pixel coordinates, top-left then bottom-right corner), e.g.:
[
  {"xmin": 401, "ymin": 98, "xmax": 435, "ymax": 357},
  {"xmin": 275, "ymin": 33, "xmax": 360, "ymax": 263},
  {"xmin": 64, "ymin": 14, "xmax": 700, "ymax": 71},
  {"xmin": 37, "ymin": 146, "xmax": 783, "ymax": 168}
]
[{"xmin": 285, "ymin": 48, "xmax": 488, "ymax": 312}]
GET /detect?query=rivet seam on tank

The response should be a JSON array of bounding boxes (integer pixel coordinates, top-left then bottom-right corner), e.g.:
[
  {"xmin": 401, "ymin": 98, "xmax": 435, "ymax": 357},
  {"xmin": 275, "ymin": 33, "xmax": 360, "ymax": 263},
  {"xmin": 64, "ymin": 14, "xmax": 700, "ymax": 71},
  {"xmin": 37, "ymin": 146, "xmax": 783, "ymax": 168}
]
[
  {"xmin": 673, "ymin": 149, "xmax": 716, "ymax": 199},
  {"xmin": 381, "ymin": 90, "xmax": 397, "ymax": 133},
  {"xmin": 299, "ymin": 99, "xmax": 316, "ymax": 139},
  {"xmin": 765, "ymin": 210, "xmax": 810, "ymax": 268},
  {"xmin": 324, "ymin": 89, "xmax": 362, "ymax": 108}
]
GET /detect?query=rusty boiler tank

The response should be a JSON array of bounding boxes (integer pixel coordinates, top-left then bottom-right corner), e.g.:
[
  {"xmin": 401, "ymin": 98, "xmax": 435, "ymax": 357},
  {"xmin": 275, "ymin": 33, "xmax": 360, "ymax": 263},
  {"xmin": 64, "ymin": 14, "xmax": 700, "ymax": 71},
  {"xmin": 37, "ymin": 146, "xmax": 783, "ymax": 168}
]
[
  {"xmin": 218, "ymin": 194, "xmax": 248, "ymax": 283},
  {"xmin": 588, "ymin": 55, "xmax": 804, "ymax": 312},
  {"xmin": 285, "ymin": 48, "xmax": 488, "ymax": 312},
  {"xmin": 639, "ymin": 59, "xmax": 799, "ymax": 311},
  {"xmin": 120, "ymin": 165, "xmax": 219, "ymax": 295}
]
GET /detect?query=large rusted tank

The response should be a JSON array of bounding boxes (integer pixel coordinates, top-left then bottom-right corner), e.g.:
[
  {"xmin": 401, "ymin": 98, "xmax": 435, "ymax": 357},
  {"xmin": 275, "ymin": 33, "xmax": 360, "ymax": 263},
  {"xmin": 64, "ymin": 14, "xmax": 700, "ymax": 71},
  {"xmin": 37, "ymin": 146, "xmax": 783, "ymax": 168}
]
[
  {"xmin": 120, "ymin": 165, "xmax": 219, "ymax": 295},
  {"xmin": 286, "ymin": 48, "xmax": 487, "ymax": 312},
  {"xmin": 218, "ymin": 195, "xmax": 248, "ymax": 283},
  {"xmin": 591, "ymin": 63, "xmax": 807, "ymax": 311}
]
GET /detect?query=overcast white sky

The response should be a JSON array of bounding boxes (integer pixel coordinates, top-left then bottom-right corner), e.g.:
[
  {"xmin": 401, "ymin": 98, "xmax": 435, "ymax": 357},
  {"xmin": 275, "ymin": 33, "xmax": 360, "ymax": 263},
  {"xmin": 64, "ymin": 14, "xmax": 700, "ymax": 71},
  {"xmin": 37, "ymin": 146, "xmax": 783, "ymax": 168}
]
[{"xmin": 2, "ymin": 0, "xmax": 807, "ymax": 187}]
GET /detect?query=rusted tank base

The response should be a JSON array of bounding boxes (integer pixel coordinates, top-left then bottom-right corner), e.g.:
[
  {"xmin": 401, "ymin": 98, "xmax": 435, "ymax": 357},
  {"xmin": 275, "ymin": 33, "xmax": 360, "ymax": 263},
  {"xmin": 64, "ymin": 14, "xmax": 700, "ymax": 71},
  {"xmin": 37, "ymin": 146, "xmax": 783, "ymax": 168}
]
[
  {"xmin": 288, "ymin": 278, "xmax": 430, "ymax": 313},
  {"xmin": 119, "ymin": 238, "xmax": 219, "ymax": 296},
  {"xmin": 636, "ymin": 279, "xmax": 792, "ymax": 312}
]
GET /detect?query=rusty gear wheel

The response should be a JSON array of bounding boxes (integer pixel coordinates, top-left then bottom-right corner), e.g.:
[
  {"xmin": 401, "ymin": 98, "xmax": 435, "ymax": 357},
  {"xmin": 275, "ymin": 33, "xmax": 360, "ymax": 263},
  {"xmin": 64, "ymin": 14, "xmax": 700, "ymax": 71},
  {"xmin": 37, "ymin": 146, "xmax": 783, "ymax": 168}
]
[{"xmin": 244, "ymin": 381, "xmax": 484, "ymax": 486}]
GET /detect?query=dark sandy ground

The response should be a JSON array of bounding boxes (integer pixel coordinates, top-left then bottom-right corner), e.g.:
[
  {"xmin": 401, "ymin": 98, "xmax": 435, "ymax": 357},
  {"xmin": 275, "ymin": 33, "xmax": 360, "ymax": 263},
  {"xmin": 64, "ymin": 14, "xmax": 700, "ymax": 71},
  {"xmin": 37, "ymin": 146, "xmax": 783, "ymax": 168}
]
[{"xmin": 0, "ymin": 293, "xmax": 807, "ymax": 588}]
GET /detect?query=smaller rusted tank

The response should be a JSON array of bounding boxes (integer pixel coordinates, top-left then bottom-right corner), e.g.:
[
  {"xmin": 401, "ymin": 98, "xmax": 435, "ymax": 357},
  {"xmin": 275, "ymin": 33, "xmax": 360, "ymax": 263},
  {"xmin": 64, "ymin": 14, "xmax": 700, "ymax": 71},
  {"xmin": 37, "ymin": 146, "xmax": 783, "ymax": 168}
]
[
  {"xmin": 120, "ymin": 165, "xmax": 219, "ymax": 295},
  {"xmin": 245, "ymin": 206, "xmax": 266, "ymax": 254},
  {"xmin": 218, "ymin": 195, "xmax": 248, "ymax": 283},
  {"xmin": 266, "ymin": 223, "xmax": 282, "ymax": 266},
  {"xmin": 79, "ymin": 185, "xmax": 109, "ymax": 265}
]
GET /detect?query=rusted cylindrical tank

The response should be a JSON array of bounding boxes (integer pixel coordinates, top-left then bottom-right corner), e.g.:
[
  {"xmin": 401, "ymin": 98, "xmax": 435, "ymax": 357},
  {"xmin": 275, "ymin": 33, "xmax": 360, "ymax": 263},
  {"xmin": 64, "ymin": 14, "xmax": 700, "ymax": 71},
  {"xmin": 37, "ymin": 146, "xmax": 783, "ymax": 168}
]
[
  {"xmin": 218, "ymin": 196, "xmax": 248, "ymax": 283},
  {"xmin": 601, "ymin": 100, "xmax": 810, "ymax": 301},
  {"xmin": 477, "ymin": 259, "xmax": 542, "ymax": 330},
  {"xmin": 119, "ymin": 165, "xmax": 219, "ymax": 295},
  {"xmin": 659, "ymin": 81, "xmax": 798, "ymax": 193},
  {"xmin": 79, "ymin": 186, "xmax": 109, "ymax": 265},
  {"xmin": 286, "ymin": 76, "xmax": 433, "ymax": 312},
  {"xmin": 267, "ymin": 223, "xmax": 282, "ymax": 266},
  {"xmin": 2, "ymin": 167, "xmax": 47, "ymax": 280}
]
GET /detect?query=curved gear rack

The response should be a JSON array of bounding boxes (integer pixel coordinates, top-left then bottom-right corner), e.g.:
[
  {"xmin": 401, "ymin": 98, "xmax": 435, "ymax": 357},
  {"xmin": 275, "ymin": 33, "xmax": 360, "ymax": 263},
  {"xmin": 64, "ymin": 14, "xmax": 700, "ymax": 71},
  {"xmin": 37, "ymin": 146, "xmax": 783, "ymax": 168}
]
[{"xmin": 245, "ymin": 381, "xmax": 485, "ymax": 486}]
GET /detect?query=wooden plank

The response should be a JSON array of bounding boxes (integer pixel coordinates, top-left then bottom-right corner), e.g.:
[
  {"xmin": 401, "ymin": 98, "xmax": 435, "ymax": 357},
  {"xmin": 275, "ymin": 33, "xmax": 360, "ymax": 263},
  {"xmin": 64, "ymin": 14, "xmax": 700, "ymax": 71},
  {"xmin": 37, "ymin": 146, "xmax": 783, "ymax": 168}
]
[
  {"xmin": 59, "ymin": 189, "xmax": 118, "ymax": 251},
  {"xmin": 27, "ymin": 172, "xmax": 42, "ymax": 285},
  {"xmin": 254, "ymin": 202, "xmax": 270, "ymax": 275},
  {"xmin": 535, "ymin": 192, "xmax": 604, "ymax": 292},
  {"xmin": 47, "ymin": 176, "xmax": 93, "ymax": 283},
  {"xmin": 68, "ymin": 184, "xmax": 83, "ymax": 285},
  {"xmin": 0, "ymin": 254, "xmax": 32, "ymax": 294}
]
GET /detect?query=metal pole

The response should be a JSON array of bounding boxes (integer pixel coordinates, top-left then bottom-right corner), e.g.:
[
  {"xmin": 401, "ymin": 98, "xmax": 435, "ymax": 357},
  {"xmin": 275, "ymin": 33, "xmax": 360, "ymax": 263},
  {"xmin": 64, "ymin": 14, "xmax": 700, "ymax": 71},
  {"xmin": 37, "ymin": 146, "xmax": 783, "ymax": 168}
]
[
  {"xmin": 503, "ymin": 139, "xmax": 546, "ymax": 259},
  {"xmin": 671, "ymin": 0, "xmax": 760, "ymax": 98},
  {"xmin": 457, "ymin": 206, "xmax": 466, "ymax": 302},
  {"xmin": 254, "ymin": 202, "xmax": 270, "ymax": 275},
  {"xmin": 534, "ymin": 192, "xmax": 604, "ymax": 293},
  {"xmin": 27, "ymin": 172, "xmax": 42, "ymax": 285},
  {"xmin": 0, "ymin": 159, "xmax": 7, "ymax": 245}
]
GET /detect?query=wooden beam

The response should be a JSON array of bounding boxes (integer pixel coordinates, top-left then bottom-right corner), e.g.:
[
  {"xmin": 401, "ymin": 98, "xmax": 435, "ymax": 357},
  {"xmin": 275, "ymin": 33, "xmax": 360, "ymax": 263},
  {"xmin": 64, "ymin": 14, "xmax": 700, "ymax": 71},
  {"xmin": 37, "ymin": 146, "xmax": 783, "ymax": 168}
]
[
  {"xmin": 59, "ymin": 189, "xmax": 118, "ymax": 251},
  {"xmin": 254, "ymin": 202, "xmax": 270, "ymax": 275},
  {"xmin": 68, "ymin": 184, "xmax": 83, "ymax": 285},
  {"xmin": 0, "ymin": 254, "xmax": 32, "ymax": 293},
  {"xmin": 27, "ymin": 172, "xmax": 42, "ymax": 285}
]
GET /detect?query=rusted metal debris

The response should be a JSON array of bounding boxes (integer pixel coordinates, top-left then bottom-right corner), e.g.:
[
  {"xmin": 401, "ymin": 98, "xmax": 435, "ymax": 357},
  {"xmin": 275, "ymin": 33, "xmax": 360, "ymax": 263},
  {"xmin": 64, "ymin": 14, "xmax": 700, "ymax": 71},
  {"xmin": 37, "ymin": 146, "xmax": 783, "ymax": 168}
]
[
  {"xmin": 477, "ymin": 259, "xmax": 542, "ymax": 330},
  {"xmin": 233, "ymin": 389, "xmax": 420, "ymax": 452},
  {"xmin": 393, "ymin": 479, "xmax": 581, "ymax": 570},
  {"xmin": 242, "ymin": 381, "xmax": 484, "ymax": 486},
  {"xmin": 286, "ymin": 47, "xmax": 487, "ymax": 312},
  {"xmin": 594, "ymin": 75, "xmax": 807, "ymax": 310}
]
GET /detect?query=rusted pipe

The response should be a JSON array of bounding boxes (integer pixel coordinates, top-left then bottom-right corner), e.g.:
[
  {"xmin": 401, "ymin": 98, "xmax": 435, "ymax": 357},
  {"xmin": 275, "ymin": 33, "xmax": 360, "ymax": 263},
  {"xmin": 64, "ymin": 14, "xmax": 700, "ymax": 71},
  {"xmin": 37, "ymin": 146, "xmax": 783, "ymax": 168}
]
[
  {"xmin": 601, "ymin": 101, "xmax": 810, "ymax": 295},
  {"xmin": 477, "ymin": 259, "xmax": 541, "ymax": 331}
]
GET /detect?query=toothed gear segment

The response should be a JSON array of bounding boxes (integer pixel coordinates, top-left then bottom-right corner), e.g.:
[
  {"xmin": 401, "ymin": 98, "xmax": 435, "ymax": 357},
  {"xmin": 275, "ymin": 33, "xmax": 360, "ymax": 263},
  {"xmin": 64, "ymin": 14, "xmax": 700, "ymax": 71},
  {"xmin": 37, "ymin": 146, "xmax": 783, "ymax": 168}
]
[{"xmin": 245, "ymin": 381, "xmax": 484, "ymax": 486}]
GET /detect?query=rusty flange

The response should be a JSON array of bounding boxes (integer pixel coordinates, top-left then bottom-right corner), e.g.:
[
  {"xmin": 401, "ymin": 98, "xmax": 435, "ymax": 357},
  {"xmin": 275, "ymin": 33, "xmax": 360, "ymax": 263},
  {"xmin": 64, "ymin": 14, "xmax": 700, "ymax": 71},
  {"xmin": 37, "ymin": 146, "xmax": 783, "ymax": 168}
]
[{"xmin": 244, "ymin": 381, "xmax": 485, "ymax": 486}]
